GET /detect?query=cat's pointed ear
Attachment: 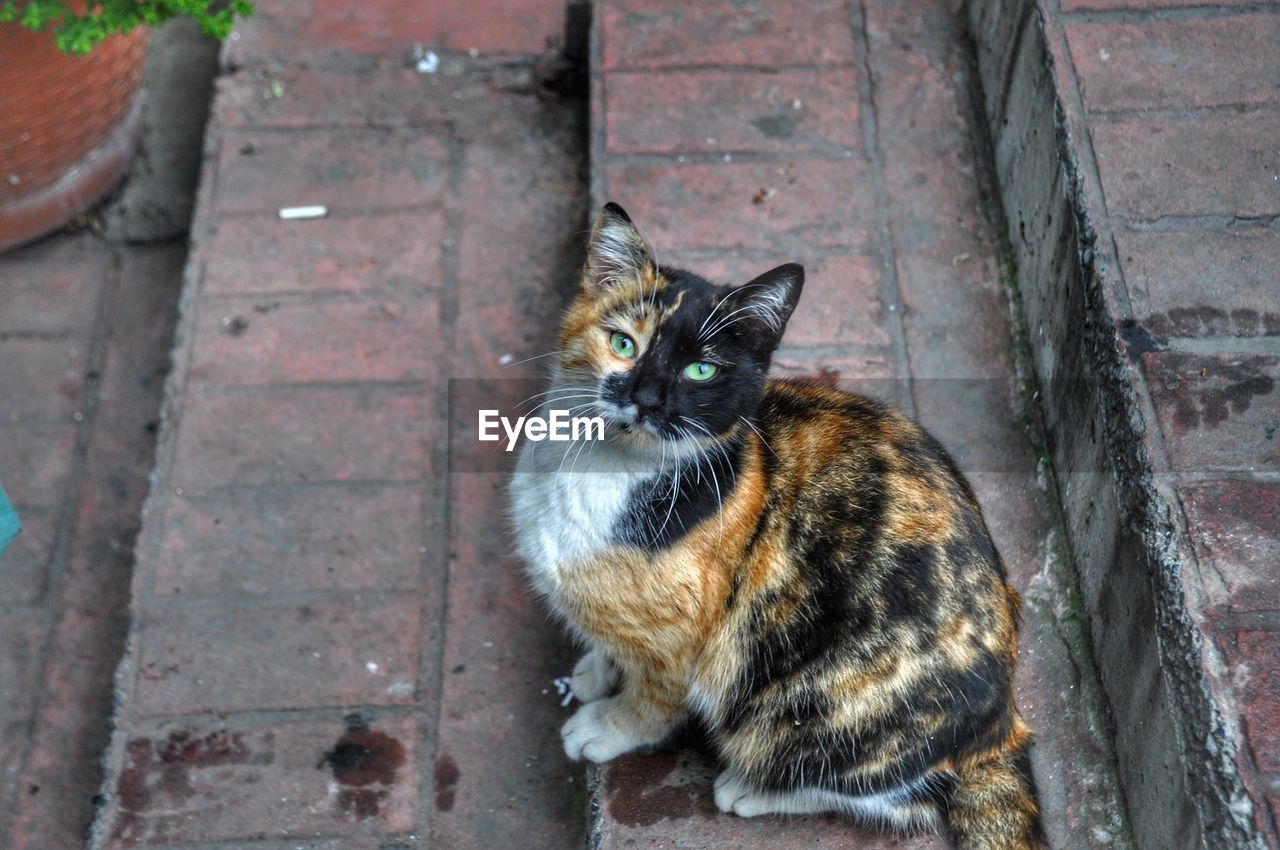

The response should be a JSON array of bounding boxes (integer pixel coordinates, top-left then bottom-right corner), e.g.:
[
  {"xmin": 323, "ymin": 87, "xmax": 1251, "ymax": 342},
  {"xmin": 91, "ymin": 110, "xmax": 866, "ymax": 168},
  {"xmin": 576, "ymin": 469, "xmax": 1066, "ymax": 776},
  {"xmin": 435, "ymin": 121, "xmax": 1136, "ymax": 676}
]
[
  {"xmin": 582, "ymin": 203, "xmax": 655, "ymax": 292},
  {"xmin": 716, "ymin": 263, "xmax": 805, "ymax": 348}
]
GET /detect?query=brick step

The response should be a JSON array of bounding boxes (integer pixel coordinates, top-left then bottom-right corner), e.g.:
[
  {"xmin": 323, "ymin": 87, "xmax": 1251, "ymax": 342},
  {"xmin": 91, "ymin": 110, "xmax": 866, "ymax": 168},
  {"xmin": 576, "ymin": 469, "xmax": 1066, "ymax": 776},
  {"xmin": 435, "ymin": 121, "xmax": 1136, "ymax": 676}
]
[
  {"xmin": 76, "ymin": 1, "xmax": 1159, "ymax": 849},
  {"xmin": 582, "ymin": 1, "xmax": 1133, "ymax": 848},
  {"xmin": 86, "ymin": 5, "xmax": 592, "ymax": 847}
]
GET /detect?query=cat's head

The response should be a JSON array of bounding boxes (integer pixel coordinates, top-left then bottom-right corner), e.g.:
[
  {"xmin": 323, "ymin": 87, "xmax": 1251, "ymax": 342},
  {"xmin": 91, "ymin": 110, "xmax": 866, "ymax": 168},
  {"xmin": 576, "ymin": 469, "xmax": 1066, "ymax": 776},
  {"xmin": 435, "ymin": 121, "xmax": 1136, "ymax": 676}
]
[{"xmin": 556, "ymin": 203, "xmax": 804, "ymax": 448}]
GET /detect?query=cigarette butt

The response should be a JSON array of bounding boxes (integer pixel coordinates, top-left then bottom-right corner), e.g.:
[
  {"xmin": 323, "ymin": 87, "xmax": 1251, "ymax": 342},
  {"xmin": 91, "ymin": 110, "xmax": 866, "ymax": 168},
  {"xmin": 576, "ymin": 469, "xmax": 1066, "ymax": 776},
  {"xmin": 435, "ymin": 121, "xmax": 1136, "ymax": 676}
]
[{"xmin": 278, "ymin": 205, "xmax": 328, "ymax": 220}]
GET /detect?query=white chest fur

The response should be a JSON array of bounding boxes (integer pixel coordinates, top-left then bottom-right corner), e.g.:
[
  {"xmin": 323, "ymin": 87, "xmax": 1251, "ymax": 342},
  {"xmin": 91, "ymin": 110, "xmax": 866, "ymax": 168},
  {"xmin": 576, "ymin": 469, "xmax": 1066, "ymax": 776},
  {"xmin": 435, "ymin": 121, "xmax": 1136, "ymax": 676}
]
[{"xmin": 509, "ymin": 436, "xmax": 655, "ymax": 598}]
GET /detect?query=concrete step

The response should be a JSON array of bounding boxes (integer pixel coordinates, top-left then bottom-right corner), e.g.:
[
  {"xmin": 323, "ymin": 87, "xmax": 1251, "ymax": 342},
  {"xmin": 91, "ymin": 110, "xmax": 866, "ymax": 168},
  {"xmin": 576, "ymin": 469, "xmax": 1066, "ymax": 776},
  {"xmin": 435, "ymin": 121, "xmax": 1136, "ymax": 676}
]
[{"xmin": 970, "ymin": 1, "xmax": 1280, "ymax": 848}]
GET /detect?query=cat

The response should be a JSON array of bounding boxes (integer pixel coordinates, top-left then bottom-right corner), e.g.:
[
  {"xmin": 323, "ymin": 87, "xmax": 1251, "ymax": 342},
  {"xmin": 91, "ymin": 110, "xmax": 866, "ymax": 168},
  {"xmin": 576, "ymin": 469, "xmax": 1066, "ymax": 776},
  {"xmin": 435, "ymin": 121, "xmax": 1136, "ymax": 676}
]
[{"xmin": 509, "ymin": 203, "xmax": 1047, "ymax": 850}]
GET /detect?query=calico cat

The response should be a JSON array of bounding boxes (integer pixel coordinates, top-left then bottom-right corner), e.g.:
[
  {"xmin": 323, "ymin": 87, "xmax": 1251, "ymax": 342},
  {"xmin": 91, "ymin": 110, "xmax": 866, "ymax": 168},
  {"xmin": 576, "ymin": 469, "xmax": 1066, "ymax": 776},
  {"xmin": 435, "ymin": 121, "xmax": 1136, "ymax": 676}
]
[{"xmin": 509, "ymin": 203, "xmax": 1047, "ymax": 850}]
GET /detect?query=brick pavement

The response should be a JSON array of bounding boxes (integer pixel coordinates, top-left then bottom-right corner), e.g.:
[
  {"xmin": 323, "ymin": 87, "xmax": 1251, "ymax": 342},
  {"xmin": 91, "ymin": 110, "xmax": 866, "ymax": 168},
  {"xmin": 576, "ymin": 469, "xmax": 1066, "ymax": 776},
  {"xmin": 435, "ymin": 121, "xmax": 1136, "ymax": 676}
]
[
  {"xmin": 971, "ymin": 0, "xmax": 1280, "ymax": 847},
  {"xmin": 6, "ymin": 1, "xmax": 1160, "ymax": 849},
  {"xmin": 587, "ymin": 0, "xmax": 1132, "ymax": 847},
  {"xmin": 0, "ymin": 234, "xmax": 185, "ymax": 850},
  {"xmin": 1063, "ymin": 2, "xmax": 1280, "ymax": 841},
  {"xmin": 88, "ymin": 6, "xmax": 593, "ymax": 847}
]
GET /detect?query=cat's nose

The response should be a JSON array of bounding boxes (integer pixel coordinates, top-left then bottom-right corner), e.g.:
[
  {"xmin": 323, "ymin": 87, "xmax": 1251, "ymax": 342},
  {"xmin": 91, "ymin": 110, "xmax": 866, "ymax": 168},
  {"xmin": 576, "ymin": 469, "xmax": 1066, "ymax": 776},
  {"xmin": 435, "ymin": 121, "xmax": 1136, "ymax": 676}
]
[{"xmin": 632, "ymin": 384, "xmax": 662, "ymax": 417}]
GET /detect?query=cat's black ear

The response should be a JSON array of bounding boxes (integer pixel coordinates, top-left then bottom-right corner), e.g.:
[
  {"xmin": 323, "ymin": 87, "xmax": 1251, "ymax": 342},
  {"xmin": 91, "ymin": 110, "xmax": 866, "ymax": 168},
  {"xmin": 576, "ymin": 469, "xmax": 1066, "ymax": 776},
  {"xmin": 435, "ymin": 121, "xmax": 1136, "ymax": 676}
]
[
  {"xmin": 582, "ymin": 203, "xmax": 655, "ymax": 292},
  {"xmin": 715, "ymin": 263, "xmax": 804, "ymax": 348}
]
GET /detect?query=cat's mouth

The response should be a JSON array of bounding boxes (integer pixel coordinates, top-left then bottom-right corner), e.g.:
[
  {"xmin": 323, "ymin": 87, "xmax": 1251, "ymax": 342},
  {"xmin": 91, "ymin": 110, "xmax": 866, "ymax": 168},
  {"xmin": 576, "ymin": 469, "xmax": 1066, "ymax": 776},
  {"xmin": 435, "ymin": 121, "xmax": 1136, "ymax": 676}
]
[{"xmin": 609, "ymin": 417, "xmax": 668, "ymax": 442}]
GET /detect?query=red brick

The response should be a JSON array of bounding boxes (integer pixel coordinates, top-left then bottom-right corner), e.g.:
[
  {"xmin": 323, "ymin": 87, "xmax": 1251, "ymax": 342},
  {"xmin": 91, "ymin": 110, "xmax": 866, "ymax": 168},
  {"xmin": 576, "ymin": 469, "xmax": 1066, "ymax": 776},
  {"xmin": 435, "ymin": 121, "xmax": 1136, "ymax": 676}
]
[
  {"xmin": 770, "ymin": 350, "xmax": 902, "ymax": 409},
  {"xmin": 226, "ymin": 0, "xmax": 562, "ymax": 63},
  {"xmin": 96, "ymin": 713, "xmax": 419, "ymax": 846},
  {"xmin": 453, "ymin": 110, "xmax": 589, "ymax": 378},
  {"xmin": 1062, "ymin": 0, "xmax": 1254, "ymax": 10},
  {"xmin": 12, "ymin": 593, "xmax": 126, "ymax": 850},
  {"xmin": 913, "ymin": 377, "xmax": 1034, "ymax": 475},
  {"xmin": 213, "ymin": 130, "xmax": 448, "ymax": 215},
  {"xmin": 215, "ymin": 65, "xmax": 473, "ymax": 130},
  {"xmin": 661, "ymin": 249, "xmax": 890, "ymax": 350},
  {"xmin": 0, "ymin": 233, "xmax": 108, "ymax": 335},
  {"xmin": 154, "ymin": 485, "xmax": 429, "ymax": 597},
  {"xmin": 0, "ymin": 511, "xmax": 55, "ymax": 606},
  {"xmin": 866, "ymin": 0, "xmax": 1011, "ymax": 381},
  {"xmin": 203, "ymin": 211, "xmax": 445, "ymax": 296},
  {"xmin": 430, "ymin": 473, "xmax": 583, "ymax": 850},
  {"xmin": 169, "ymin": 388, "xmax": 434, "ymax": 491},
  {"xmin": 605, "ymin": 69, "xmax": 860, "ymax": 155},
  {"xmin": 597, "ymin": 748, "xmax": 949, "ymax": 849},
  {"xmin": 1221, "ymin": 631, "xmax": 1280, "ymax": 773},
  {"xmin": 0, "ymin": 424, "xmax": 76, "ymax": 508},
  {"xmin": 0, "ymin": 607, "xmax": 42, "ymax": 824},
  {"xmin": 1118, "ymin": 230, "xmax": 1280, "ymax": 337},
  {"xmin": 1067, "ymin": 18, "xmax": 1280, "ymax": 112},
  {"xmin": 600, "ymin": 0, "xmax": 856, "ymax": 70},
  {"xmin": 1091, "ymin": 114, "xmax": 1280, "ymax": 220},
  {"xmin": 188, "ymin": 295, "xmax": 440, "ymax": 386},
  {"xmin": 132, "ymin": 598, "xmax": 423, "ymax": 715},
  {"xmin": 2, "ymin": 240, "xmax": 182, "ymax": 850},
  {"xmin": 140, "ymin": 841, "xmax": 404, "ymax": 850},
  {"xmin": 1179, "ymin": 481, "xmax": 1280, "ymax": 613},
  {"xmin": 602, "ymin": 159, "xmax": 872, "ymax": 251},
  {"xmin": 0, "ymin": 338, "xmax": 87, "ymax": 420},
  {"xmin": 1143, "ymin": 352, "xmax": 1279, "ymax": 473},
  {"xmin": 429, "ymin": 85, "xmax": 592, "ymax": 848}
]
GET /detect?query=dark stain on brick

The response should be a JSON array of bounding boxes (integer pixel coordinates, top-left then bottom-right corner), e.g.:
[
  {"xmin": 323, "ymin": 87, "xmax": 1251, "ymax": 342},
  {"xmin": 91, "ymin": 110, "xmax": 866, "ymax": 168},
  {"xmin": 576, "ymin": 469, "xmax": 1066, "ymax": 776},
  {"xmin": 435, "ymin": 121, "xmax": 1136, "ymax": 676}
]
[
  {"xmin": 220, "ymin": 315, "xmax": 249, "ymax": 337},
  {"xmin": 1147, "ymin": 306, "xmax": 1280, "ymax": 338},
  {"xmin": 1118, "ymin": 318, "xmax": 1165, "ymax": 363},
  {"xmin": 320, "ymin": 714, "xmax": 406, "ymax": 821},
  {"xmin": 603, "ymin": 750, "xmax": 718, "ymax": 827},
  {"xmin": 434, "ymin": 752, "xmax": 461, "ymax": 810},
  {"xmin": 751, "ymin": 112, "xmax": 798, "ymax": 139},
  {"xmin": 1155, "ymin": 354, "xmax": 1277, "ymax": 432},
  {"xmin": 112, "ymin": 728, "xmax": 274, "ymax": 843}
]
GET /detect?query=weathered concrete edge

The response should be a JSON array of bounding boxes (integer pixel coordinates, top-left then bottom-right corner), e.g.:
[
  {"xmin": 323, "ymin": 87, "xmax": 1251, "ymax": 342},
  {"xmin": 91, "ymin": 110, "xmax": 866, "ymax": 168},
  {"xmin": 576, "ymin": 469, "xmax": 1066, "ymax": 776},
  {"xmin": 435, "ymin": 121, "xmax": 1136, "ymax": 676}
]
[
  {"xmin": 84, "ymin": 33, "xmax": 228, "ymax": 850},
  {"xmin": 964, "ymin": 2, "xmax": 1264, "ymax": 849}
]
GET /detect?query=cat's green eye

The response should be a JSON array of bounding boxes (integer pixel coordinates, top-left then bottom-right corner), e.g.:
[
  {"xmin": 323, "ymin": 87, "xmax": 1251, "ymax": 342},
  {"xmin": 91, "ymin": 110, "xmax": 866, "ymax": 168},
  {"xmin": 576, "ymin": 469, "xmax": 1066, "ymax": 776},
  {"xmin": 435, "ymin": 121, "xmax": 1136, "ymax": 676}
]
[
  {"xmin": 684, "ymin": 362, "xmax": 718, "ymax": 382},
  {"xmin": 610, "ymin": 331, "xmax": 636, "ymax": 359}
]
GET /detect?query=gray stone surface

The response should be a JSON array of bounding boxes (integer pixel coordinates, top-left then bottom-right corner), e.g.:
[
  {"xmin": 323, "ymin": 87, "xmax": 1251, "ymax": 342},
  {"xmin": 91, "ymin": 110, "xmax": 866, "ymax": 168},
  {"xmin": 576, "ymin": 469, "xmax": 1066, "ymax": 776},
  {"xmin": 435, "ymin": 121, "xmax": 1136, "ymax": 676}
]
[{"xmin": 97, "ymin": 18, "xmax": 219, "ymax": 242}]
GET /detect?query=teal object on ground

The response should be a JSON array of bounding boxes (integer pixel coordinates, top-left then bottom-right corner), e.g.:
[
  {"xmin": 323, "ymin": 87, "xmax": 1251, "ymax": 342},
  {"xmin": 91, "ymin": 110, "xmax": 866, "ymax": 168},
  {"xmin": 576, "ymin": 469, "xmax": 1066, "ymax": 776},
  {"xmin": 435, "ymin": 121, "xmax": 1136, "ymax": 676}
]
[{"xmin": 0, "ymin": 485, "xmax": 19, "ymax": 555}]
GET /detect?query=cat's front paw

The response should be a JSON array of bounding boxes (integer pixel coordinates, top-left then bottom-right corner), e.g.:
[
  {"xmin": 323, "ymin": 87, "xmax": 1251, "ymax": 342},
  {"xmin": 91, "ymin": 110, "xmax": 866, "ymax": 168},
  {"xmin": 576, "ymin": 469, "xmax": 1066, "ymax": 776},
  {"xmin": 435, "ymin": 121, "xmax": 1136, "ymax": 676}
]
[
  {"xmin": 561, "ymin": 698, "xmax": 644, "ymax": 763},
  {"xmin": 713, "ymin": 768, "xmax": 755, "ymax": 814},
  {"xmin": 571, "ymin": 650, "xmax": 620, "ymax": 703}
]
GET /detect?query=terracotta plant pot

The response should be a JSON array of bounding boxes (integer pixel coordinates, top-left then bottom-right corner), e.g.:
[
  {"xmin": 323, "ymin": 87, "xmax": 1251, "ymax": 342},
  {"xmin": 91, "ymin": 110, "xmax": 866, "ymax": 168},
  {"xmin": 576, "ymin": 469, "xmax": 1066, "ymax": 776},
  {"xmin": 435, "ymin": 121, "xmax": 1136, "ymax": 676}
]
[{"xmin": 0, "ymin": 17, "xmax": 148, "ymax": 252}]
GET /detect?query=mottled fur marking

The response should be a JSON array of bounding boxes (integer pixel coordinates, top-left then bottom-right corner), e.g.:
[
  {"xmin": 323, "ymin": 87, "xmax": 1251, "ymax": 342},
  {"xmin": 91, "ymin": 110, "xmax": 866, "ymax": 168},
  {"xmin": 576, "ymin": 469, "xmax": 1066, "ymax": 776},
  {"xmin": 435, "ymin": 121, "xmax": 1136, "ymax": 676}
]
[{"xmin": 510, "ymin": 205, "xmax": 1047, "ymax": 850}]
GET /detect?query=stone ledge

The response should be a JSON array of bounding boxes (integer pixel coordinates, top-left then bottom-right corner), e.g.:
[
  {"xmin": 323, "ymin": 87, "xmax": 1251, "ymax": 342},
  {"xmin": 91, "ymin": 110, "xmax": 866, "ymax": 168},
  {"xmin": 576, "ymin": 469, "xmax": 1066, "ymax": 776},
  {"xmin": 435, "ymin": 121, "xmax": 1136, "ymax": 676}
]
[{"xmin": 965, "ymin": 1, "xmax": 1269, "ymax": 849}]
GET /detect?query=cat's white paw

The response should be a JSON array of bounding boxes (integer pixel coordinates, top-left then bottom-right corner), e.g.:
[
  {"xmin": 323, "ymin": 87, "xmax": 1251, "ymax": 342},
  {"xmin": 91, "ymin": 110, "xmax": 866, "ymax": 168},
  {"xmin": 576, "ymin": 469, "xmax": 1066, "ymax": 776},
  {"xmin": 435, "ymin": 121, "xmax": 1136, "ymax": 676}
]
[
  {"xmin": 714, "ymin": 768, "xmax": 834, "ymax": 817},
  {"xmin": 713, "ymin": 768, "xmax": 755, "ymax": 814},
  {"xmin": 561, "ymin": 698, "xmax": 643, "ymax": 763},
  {"xmin": 571, "ymin": 650, "xmax": 619, "ymax": 703}
]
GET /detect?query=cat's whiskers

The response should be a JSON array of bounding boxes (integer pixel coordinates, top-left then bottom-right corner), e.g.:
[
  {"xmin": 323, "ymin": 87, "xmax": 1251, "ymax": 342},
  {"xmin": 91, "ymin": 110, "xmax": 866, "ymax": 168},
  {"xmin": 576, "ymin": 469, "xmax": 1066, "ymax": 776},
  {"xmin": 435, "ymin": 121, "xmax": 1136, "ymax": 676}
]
[
  {"xmin": 513, "ymin": 384, "xmax": 597, "ymax": 412},
  {"xmin": 544, "ymin": 401, "xmax": 601, "ymax": 473},
  {"xmin": 695, "ymin": 281, "xmax": 768, "ymax": 338},
  {"xmin": 697, "ymin": 282, "xmax": 779, "ymax": 340},
  {"xmin": 699, "ymin": 304, "xmax": 757, "ymax": 341},
  {"xmin": 654, "ymin": 451, "xmax": 683, "ymax": 546},
  {"xmin": 501, "ymin": 349, "xmax": 562, "ymax": 369},
  {"xmin": 677, "ymin": 417, "xmax": 728, "ymax": 547},
  {"xmin": 738, "ymin": 416, "xmax": 777, "ymax": 459}
]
